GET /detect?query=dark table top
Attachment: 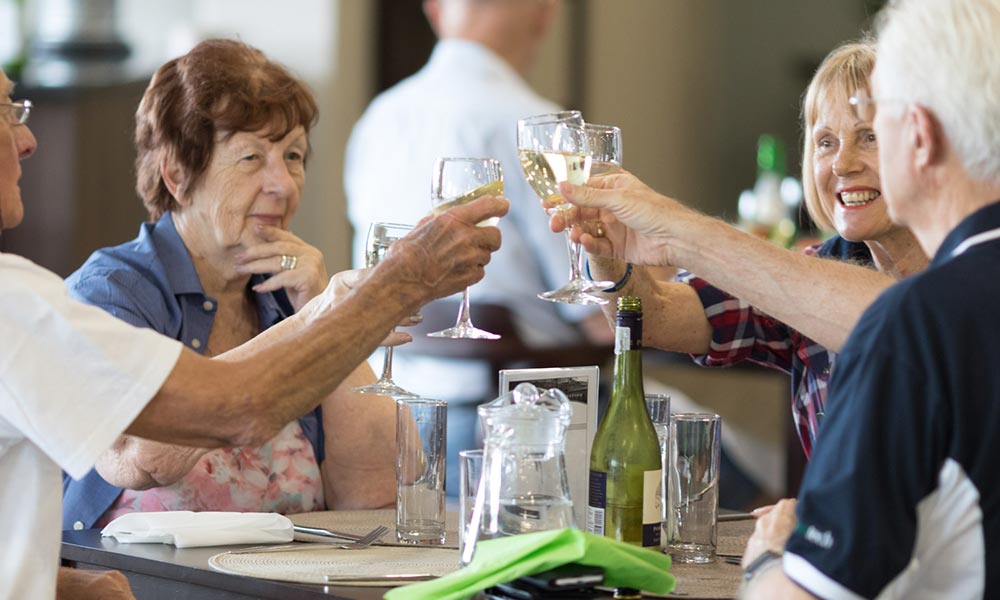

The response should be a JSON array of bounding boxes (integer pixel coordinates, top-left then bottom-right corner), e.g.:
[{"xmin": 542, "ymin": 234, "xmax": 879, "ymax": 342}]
[{"xmin": 61, "ymin": 529, "xmax": 387, "ymax": 600}]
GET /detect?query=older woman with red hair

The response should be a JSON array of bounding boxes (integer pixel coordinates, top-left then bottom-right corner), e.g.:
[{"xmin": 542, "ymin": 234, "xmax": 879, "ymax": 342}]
[{"xmin": 61, "ymin": 39, "xmax": 398, "ymax": 530}]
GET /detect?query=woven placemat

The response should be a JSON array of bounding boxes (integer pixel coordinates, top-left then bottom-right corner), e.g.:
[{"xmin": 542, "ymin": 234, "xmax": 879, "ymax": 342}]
[{"xmin": 209, "ymin": 545, "xmax": 460, "ymax": 587}]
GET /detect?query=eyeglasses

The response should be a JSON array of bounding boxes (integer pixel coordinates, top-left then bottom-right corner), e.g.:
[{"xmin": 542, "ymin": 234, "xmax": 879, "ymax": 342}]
[
  {"xmin": 847, "ymin": 93, "xmax": 878, "ymax": 122},
  {"xmin": 848, "ymin": 92, "xmax": 908, "ymax": 123},
  {"xmin": 1, "ymin": 100, "xmax": 32, "ymax": 125}
]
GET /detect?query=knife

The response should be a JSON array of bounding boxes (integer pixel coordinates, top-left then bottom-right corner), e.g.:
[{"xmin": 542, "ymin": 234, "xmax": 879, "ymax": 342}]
[
  {"xmin": 293, "ymin": 525, "xmax": 365, "ymax": 541},
  {"xmin": 323, "ymin": 573, "xmax": 437, "ymax": 583}
]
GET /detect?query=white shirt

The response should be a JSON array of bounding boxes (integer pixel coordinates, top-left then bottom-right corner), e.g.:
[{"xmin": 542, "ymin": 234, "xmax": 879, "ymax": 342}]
[
  {"xmin": 345, "ymin": 39, "xmax": 592, "ymax": 352},
  {"xmin": 0, "ymin": 253, "xmax": 182, "ymax": 599}
]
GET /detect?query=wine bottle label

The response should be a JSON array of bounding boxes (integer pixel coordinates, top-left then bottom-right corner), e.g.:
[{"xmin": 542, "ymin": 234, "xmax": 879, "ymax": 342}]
[
  {"xmin": 587, "ymin": 470, "xmax": 607, "ymax": 536},
  {"xmin": 614, "ymin": 326, "xmax": 631, "ymax": 354},
  {"xmin": 643, "ymin": 469, "xmax": 662, "ymax": 547}
]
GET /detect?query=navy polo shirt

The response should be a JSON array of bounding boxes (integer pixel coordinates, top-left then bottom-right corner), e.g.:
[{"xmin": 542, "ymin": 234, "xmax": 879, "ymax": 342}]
[{"xmin": 784, "ymin": 201, "xmax": 1000, "ymax": 598}]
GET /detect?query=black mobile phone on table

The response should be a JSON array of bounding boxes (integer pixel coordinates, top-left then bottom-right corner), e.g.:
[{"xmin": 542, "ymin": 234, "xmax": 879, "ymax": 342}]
[
  {"xmin": 519, "ymin": 563, "xmax": 605, "ymax": 590},
  {"xmin": 489, "ymin": 563, "xmax": 607, "ymax": 599},
  {"xmin": 490, "ymin": 581, "xmax": 605, "ymax": 600}
]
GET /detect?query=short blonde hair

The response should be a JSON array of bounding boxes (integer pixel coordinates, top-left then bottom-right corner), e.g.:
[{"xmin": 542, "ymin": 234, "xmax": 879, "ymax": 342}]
[{"xmin": 800, "ymin": 42, "xmax": 876, "ymax": 232}]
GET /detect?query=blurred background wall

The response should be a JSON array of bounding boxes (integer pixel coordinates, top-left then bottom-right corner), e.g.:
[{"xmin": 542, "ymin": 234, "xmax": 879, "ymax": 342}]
[{"xmin": 2, "ymin": 0, "xmax": 878, "ymax": 276}]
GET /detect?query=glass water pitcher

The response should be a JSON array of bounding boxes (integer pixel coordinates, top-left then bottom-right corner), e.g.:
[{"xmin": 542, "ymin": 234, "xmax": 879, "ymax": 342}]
[{"xmin": 461, "ymin": 383, "xmax": 576, "ymax": 564}]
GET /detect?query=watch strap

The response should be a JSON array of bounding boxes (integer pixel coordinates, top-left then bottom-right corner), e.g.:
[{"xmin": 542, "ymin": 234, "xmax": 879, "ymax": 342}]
[{"xmin": 742, "ymin": 549, "xmax": 784, "ymax": 583}]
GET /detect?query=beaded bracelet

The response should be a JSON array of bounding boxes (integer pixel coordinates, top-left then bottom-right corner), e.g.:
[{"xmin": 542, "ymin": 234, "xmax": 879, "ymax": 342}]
[{"xmin": 586, "ymin": 260, "xmax": 633, "ymax": 293}]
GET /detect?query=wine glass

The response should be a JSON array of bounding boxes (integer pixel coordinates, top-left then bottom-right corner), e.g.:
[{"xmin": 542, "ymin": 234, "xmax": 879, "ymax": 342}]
[
  {"xmin": 427, "ymin": 157, "xmax": 504, "ymax": 340},
  {"xmin": 585, "ymin": 123, "xmax": 623, "ymax": 177},
  {"xmin": 353, "ymin": 222, "xmax": 419, "ymax": 398},
  {"xmin": 583, "ymin": 123, "xmax": 624, "ymax": 236},
  {"xmin": 517, "ymin": 115, "xmax": 611, "ymax": 305}
]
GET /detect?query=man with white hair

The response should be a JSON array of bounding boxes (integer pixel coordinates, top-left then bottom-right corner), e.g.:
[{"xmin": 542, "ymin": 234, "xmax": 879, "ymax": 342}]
[{"xmin": 741, "ymin": 0, "xmax": 1000, "ymax": 597}]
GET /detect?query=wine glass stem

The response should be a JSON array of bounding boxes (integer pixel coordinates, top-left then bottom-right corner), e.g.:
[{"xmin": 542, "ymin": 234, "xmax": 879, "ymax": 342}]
[
  {"xmin": 565, "ymin": 230, "xmax": 586, "ymax": 283},
  {"xmin": 455, "ymin": 288, "xmax": 474, "ymax": 328},
  {"xmin": 379, "ymin": 339, "xmax": 395, "ymax": 383}
]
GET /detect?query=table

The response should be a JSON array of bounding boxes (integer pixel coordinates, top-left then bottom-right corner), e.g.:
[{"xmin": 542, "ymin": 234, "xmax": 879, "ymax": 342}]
[
  {"xmin": 61, "ymin": 529, "xmax": 384, "ymax": 600},
  {"xmin": 61, "ymin": 511, "xmax": 753, "ymax": 600}
]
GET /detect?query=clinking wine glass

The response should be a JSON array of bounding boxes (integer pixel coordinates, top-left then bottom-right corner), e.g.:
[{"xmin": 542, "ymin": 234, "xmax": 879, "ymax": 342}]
[
  {"xmin": 353, "ymin": 222, "xmax": 419, "ymax": 398},
  {"xmin": 517, "ymin": 115, "xmax": 611, "ymax": 305},
  {"xmin": 427, "ymin": 157, "xmax": 504, "ymax": 340},
  {"xmin": 583, "ymin": 123, "xmax": 624, "ymax": 237},
  {"xmin": 585, "ymin": 123, "xmax": 623, "ymax": 177}
]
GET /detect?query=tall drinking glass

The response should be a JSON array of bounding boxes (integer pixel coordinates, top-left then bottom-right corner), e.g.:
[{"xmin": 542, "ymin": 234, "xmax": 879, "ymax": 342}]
[
  {"xmin": 644, "ymin": 394, "xmax": 671, "ymax": 547},
  {"xmin": 353, "ymin": 222, "xmax": 418, "ymax": 397},
  {"xmin": 667, "ymin": 413, "xmax": 721, "ymax": 563},
  {"xmin": 517, "ymin": 114, "xmax": 610, "ymax": 305},
  {"xmin": 427, "ymin": 157, "xmax": 503, "ymax": 340}
]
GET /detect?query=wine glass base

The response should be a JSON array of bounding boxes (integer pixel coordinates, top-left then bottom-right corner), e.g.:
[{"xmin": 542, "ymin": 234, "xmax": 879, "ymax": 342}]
[
  {"xmin": 353, "ymin": 381, "xmax": 419, "ymax": 398},
  {"xmin": 538, "ymin": 278, "xmax": 613, "ymax": 305},
  {"xmin": 427, "ymin": 325, "xmax": 501, "ymax": 340}
]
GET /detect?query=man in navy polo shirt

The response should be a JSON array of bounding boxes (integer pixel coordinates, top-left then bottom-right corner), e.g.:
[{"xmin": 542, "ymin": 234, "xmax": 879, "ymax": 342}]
[{"xmin": 740, "ymin": 0, "xmax": 1000, "ymax": 597}]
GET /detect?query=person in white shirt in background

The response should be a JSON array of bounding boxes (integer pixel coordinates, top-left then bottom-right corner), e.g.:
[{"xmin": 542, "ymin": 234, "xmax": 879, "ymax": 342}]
[{"xmin": 345, "ymin": 0, "xmax": 611, "ymax": 492}]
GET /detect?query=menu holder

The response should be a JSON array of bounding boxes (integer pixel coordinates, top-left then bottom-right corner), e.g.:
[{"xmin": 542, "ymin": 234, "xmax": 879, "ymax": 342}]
[{"xmin": 498, "ymin": 366, "xmax": 600, "ymax": 528}]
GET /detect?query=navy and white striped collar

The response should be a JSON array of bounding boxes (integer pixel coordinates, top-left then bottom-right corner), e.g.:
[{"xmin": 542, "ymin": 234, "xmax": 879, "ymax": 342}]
[{"xmin": 933, "ymin": 201, "xmax": 1000, "ymax": 264}]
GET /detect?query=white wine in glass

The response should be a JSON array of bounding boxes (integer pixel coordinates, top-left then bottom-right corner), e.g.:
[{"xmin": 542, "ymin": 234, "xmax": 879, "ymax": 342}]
[
  {"xmin": 517, "ymin": 116, "xmax": 610, "ymax": 305},
  {"xmin": 353, "ymin": 222, "xmax": 419, "ymax": 397},
  {"xmin": 427, "ymin": 157, "xmax": 504, "ymax": 340},
  {"xmin": 517, "ymin": 149, "xmax": 592, "ymax": 212}
]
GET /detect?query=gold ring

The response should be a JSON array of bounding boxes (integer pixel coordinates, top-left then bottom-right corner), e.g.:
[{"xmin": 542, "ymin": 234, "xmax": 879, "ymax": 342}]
[
  {"xmin": 280, "ymin": 255, "xmax": 298, "ymax": 271},
  {"xmin": 594, "ymin": 223, "xmax": 605, "ymax": 237}
]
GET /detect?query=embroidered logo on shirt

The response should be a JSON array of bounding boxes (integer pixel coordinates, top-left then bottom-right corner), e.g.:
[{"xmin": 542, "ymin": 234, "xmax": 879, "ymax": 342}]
[{"xmin": 799, "ymin": 523, "xmax": 834, "ymax": 549}]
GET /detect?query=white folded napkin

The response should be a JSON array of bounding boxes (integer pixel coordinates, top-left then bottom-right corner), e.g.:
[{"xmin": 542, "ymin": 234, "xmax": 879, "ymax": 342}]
[{"xmin": 101, "ymin": 511, "xmax": 293, "ymax": 548}]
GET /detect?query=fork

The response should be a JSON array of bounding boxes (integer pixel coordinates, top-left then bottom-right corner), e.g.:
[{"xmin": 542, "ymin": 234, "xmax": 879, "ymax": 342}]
[{"xmin": 228, "ymin": 525, "xmax": 389, "ymax": 555}]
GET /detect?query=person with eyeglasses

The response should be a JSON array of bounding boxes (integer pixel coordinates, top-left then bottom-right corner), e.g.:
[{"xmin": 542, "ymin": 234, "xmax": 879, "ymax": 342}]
[
  {"xmin": 743, "ymin": 0, "xmax": 1000, "ymax": 595},
  {"xmin": 550, "ymin": 41, "xmax": 928, "ymax": 462},
  {"xmin": 1, "ymin": 99, "xmax": 30, "ymax": 125},
  {"xmin": 0, "ymin": 64, "xmax": 507, "ymax": 600}
]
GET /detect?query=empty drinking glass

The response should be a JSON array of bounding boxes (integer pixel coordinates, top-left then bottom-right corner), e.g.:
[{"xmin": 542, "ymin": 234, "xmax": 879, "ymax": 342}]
[{"xmin": 667, "ymin": 413, "xmax": 721, "ymax": 563}]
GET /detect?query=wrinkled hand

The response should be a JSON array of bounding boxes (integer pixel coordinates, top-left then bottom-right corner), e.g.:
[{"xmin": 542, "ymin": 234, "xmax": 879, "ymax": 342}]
[
  {"xmin": 549, "ymin": 171, "xmax": 694, "ymax": 267},
  {"xmin": 387, "ymin": 195, "xmax": 508, "ymax": 301},
  {"xmin": 317, "ymin": 268, "xmax": 421, "ymax": 346},
  {"xmin": 235, "ymin": 225, "xmax": 329, "ymax": 312},
  {"xmin": 57, "ymin": 567, "xmax": 135, "ymax": 600},
  {"xmin": 742, "ymin": 498, "xmax": 798, "ymax": 568}
]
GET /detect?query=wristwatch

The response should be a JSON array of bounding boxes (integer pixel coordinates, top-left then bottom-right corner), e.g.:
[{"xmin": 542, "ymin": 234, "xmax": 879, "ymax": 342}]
[{"xmin": 742, "ymin": 549, "xmax": 784, "ymax": 584}]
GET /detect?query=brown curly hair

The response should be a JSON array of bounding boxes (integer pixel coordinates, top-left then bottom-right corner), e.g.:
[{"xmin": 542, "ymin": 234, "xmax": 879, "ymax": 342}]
[{"xmin": 134, "ymin": 38, "xmax": 319, "ymax": 220}]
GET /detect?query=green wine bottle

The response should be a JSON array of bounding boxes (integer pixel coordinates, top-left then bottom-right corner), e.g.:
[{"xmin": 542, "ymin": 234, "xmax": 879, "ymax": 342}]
[{"xmin": 588, "ymin": 296, "xmax": 662, "ymax": 549}]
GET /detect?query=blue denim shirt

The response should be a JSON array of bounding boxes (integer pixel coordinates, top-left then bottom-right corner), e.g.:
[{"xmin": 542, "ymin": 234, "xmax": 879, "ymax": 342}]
[{"xmin": 61, "ymin": 212, "xmax": 324, "ymax": 530}]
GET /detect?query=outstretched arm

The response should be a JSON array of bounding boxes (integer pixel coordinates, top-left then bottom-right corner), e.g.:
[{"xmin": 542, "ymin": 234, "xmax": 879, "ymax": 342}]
[
  {"xmin": 126, "ymin": 196, "xmax": 509, "ymax": 449},
  {"xmin": 555, "ymin": 174, "xmax": 895, "ymax": 351}
]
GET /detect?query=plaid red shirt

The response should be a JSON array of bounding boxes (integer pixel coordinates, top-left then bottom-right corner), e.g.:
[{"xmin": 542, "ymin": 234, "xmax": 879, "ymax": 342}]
[{"xmin": 678, "ymin": 236, "xmax": 873, "ymax": 458}]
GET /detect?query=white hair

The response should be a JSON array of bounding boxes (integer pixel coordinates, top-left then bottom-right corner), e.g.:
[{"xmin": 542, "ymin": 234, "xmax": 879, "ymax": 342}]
[{"xmin": 876, "ymin": 0, "xmax": 1000, "ymax": 185}]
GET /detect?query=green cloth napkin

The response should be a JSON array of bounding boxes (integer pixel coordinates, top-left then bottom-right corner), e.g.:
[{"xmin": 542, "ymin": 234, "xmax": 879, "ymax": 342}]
[{"xmin": 384, "ymin": 529, "xmax": 674, "ymax": 600}]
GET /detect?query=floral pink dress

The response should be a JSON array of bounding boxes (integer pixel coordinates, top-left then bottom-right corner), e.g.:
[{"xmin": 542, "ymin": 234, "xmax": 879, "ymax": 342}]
[{"xmin": 96, "ymin": 421, "xmax": 324, "ymax": 527}]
